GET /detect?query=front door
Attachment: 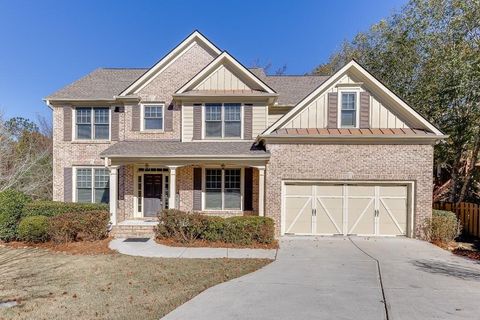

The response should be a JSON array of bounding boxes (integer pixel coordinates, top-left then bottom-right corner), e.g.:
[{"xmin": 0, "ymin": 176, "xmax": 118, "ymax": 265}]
[{"xmin": 143, "ymin": 174, "xmax": 163, "ymax": 217}]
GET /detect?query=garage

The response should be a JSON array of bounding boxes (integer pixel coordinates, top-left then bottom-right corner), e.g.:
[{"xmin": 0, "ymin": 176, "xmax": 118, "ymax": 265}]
[{"xmin": 283, "ymin": 182, "xmax": 410, "ymax": 236}]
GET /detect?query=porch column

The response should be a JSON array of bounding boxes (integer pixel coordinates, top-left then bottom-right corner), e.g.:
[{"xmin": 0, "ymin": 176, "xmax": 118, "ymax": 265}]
[
  {"xmin": 109, "ymin": 165, "xmax": 119, "ymax": 225},
  {"xmin": 168, "ymin": 166, "xmax": 179, "ymax": 209},
  {"xmin": 258, "ymin": 166, "xmax": 265, "ymax": 217}
]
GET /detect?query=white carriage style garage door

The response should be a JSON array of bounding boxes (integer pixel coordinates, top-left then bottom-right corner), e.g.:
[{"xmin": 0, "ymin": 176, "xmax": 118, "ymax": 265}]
[{"xmin": 283, "ymin": 183, "xmax": 410, "ymax": 236}]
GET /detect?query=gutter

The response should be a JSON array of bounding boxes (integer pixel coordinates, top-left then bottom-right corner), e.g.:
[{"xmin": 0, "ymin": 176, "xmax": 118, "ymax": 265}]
[{"xmin": 100, "ymin": 154, "xmax": 271, "ymax": 160}]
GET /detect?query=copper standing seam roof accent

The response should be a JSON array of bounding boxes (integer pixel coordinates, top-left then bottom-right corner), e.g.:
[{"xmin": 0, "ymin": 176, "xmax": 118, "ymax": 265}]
[{"xmin": 270, "ymin": 128, "xmax": 435, "ymax": 136}]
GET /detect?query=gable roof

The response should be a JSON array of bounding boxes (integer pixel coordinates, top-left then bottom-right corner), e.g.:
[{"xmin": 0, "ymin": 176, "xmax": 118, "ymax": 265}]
[
  {"xmin": 263, "ymin": 60, "xmax": 444, "ymax": 136},
  {"xmin": 176, "ymin": 52, "xmax": 276, "ymax": 94},
  {"xmin": 45, "ymin": 68, "xmax": 147, "ymax": 101},
  {"xmin": 119, "ymin": 30, "xmax": 222, "ymax": 96}
]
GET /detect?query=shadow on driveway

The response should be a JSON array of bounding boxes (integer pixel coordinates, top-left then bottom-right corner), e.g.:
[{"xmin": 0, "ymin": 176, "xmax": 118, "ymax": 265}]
[{"xmin": 411, "ymin": 259, "xmax": 480, "ymax": 280}]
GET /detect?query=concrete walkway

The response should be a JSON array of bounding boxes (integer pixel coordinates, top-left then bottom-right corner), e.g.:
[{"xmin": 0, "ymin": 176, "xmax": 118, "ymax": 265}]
[
  {"xmin": 162, "ymin": 236, "xmax": 480, "ymax": 320},
  {"xmin": 109, "ymin": 238, "xmax": 277, "ymax": 259}
]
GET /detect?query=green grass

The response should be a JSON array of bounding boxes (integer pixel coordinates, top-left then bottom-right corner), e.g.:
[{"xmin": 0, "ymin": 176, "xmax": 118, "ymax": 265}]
[{"xmin": 0, "ymin": 247, "xmax": 271, "ymax": 319}]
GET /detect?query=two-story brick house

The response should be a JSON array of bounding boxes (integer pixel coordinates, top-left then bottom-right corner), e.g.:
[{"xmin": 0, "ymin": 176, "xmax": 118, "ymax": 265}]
[{"xmin": 45, "ymin": 31, "xmax": 445, "ymax": 238}]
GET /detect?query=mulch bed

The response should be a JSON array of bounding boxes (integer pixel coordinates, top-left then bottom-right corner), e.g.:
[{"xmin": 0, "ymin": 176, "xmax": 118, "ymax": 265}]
[
  {"xmin": 432, "ymin": 238, "xmax": 480, "ymax": 261},
  {"xmin": 452, "ymin": 248, "xmax": 480, "ymax": 260},
  {"xmin": 0, "ymin": 238, "xmax": 115, "ymax": 255},
  {"xmin": 156, "ymin": 238, "xmax": 279, "ymax": 249}
]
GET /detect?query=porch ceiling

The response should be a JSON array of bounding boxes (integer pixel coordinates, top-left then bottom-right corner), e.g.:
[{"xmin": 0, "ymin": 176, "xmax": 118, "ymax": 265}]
[{"xmin": 100, "ymin": 141, "xmax": 270, "ymax": 161}]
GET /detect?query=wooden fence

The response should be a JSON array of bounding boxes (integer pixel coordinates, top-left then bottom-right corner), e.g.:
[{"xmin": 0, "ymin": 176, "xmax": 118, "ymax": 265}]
[{"xmin": 433, "ymin": 202, "xmax": 480, "ymax": 238}]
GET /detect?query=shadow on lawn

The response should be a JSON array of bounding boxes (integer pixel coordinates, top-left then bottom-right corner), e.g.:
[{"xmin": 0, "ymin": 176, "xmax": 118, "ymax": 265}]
[
  {"xmin": 0, "ymin": 248, "xmax": 67, "ymax": 300},
  {"xmin": 412, "ymin": 259, "xmax": 480, "ymax": 280}
]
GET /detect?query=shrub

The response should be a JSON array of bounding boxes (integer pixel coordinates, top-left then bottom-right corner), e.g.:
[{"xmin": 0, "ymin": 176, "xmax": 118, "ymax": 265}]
[
  {"xmin": 17, "ymin": 216, "xmax": 50, "ymax": 243},
  {"xmin": 156, "ymin": 209, "xmax": 275, "ymax": 245},
  {"xmin": 0, "ymin": 189, "xmax": 32, "ymax": 241},
  {"xmin": 423, "ymin": 209, "xmax": 462, "ymax": 244},
  {"xmin": 48, "ymin": 210, "xmax": 110, "ymax": 243},
  {"xmin": 23, "ymin": 201, "xmax": 108, "ymax": 218},
  {"xmin": 155, "ymin": 209, "xmax": 208, "ymax": 243}
]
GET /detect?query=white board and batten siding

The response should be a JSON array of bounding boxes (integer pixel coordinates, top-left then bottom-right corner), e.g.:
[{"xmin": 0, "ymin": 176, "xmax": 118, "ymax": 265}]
[
  {"xmin": 281, "ymin": 73, "xmax": 409, "ymax": 129},
  {"xmin": 252, "ymin": 104, "xmax": 268, "ymax": 137},
  {"xmin": 194, "ymin": 65, "xmax": 250, "ymax": 91},
  {"xmin": 182, "ymin": 104, "xmax": 195, "ymax": 141}
]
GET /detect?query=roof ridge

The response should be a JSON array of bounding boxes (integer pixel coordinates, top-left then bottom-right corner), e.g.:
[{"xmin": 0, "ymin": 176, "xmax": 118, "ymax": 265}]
[
  {"xmin": 100, "ymin": 67, "xmax": 149, "ymax": 70},
  {"xmin": 265, "ymin": 74, "xmax": 329, "ymax": 78}
]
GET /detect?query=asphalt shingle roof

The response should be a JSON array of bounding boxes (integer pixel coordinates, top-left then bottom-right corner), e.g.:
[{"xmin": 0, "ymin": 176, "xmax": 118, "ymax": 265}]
[
  {"xmin": 260, "ymin": 75, "xmax": 329, "ymax": 106},
  {"xmin": 45, "ymin": 68, "xmax": 147, "ymax": 100},
  {"xmin": 46, "ymin": 66, "xmax": 329, "ymax": 106},
  {"xmin": 100, "ymin": 141, "xmax": 269, "ymax": 158}
]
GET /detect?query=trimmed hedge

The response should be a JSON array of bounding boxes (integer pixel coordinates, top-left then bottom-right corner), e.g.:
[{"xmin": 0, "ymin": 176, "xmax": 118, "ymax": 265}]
[
  {"xmin": 48, "ymin": 210, "xmax": 110, "ymax": 243},
  {"xmin": 18, "ymin": 215, "xmax": 50, "ymax": 243},
  {"xmin": 23, "ymin": 201, "xmax": 109, "ymax": 217},
  {"xmin": 423, "ymin": 209, "xmax": 462, "ymax": 243},
  {"xmin": 0, "ymin": 189, "xmax": 32, "ymax": 241},
  {"xmin": 155, "ymin": 209, "xmax": 275, "ymax": 245}
]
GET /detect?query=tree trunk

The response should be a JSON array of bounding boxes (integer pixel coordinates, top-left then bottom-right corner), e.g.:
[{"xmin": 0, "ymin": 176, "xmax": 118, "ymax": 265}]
[{"xmin": 457, "ymin": 130, "xmax": 480, "ymax": 203}]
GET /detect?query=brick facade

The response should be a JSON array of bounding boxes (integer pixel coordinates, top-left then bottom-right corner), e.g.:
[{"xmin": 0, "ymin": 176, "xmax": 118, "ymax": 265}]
[
  {"xmin": 264, "ymin": 143, "xmax": 434, "ymax": 238},
  {"xmin": 52, "ymin": 42, "xmax": 216, "ymax": 203},
  {"xmin": 50, "ymin": 36, "xmax": 437, "ymax": 240}
]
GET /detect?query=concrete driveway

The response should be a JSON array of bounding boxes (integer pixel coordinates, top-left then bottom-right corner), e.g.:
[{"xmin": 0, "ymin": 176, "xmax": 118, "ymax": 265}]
[{"xmin": 162, "ymin": 237, "xmax": 480, "ymax": 320}]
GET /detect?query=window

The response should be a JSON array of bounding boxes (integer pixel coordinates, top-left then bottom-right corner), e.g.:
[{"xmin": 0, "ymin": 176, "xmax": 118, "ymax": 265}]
[
  {"xmin": 143, "ymin": 104, "xmax": 164, "ymax": 130},
  {"xmin": 76, "ymin": 107, "xmax": 110, "ymax": 140},
  {"xmin": 76, "ymin": 168, "xmax": 109, "ymax": 203},
  {"xmin": 205, "ymin": 168, "xmax": 241, "ymax": 210},
  {"xmin": 204, "ymin": 103, "xmax": 241, "ymax": 138},
  {"xmin": 340, "ymin": 92, "xmax": 357, "ymax": 128}
]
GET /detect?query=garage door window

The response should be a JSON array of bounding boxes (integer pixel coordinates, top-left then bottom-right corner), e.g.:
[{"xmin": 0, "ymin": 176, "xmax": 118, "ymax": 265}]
[{"xmin": 205, "ymin": 168, "xmax": 241, "ymax": 210}]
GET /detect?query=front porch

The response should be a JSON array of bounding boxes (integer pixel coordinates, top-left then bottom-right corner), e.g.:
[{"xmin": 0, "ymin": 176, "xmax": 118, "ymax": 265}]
[{"xmin": 101, "ymin": 141, "xmax": 270, "ymax": 237}]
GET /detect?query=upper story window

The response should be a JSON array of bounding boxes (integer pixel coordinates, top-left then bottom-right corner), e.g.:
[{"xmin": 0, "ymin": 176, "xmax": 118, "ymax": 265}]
[
  {"xmin": 204, "ymin": 103, "xmax": 241, "ymax": 138},
  {"xmin": 340, "ymin": 92, "xmax": 357, "ymax": 128},
  {"xmin": 76, "ymin": 167, "xmax": 109, "ymax": 203},
  {"xmin": 143, "ymin": 104, "xmax": 164, "ymax": 130},
  {"xmin": 76, "ymin": 107, "xmax": 110, "ymax": 140}
]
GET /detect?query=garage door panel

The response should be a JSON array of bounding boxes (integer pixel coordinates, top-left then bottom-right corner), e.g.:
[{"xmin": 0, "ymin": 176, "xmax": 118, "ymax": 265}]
[
  {"xmin": 379, "ymin": 197, "xmax": 407, "ymax": 235},
  {"xmin": 285, "ymin": 197, "xmax": 312, "ymax": 234},
  {"xmin": 348, "ymin": 197, "xmax": 375, "ymax": 235},
  {"xmin": 285, "ymin": 184, "xmax": 312, "ymax": 195},
  {"xmin": 348, "ymin": 185, "xmax": 376, "ymax": 197},
  {"xmin": 316, "ymin": 198, "xmax": 343, "ymax": 234},
  {"xmin": 315, "ymin": 185, "xmax": 343, "ymax": 197},
  {"xmin": 347, "ymin": 186, "xmax": 376, "ymax": 235},
  {"xmin": 379, "ymin": 185, "xmax": 407, "ymax": 197}
]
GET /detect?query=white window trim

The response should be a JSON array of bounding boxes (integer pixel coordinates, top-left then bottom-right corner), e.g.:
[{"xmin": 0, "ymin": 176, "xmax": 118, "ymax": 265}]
[
  {"xmin": 72, "ymin": 166, "xmax": 110, "ymax": 203},
  {"xmin": 337, "ymin": 88, "xmax": 361, "ymax": 128},
  {"xmin": 73, "ymin": 107, "xmax": 112, "ymax": 141},
  {"xmin": 201, "ymin": 166, "xmax": 244, "ymax": 211},
  {"xmin": 202, "ymin": 103, "xmax": 244, "ymax": 140},
  {"xmin": 140, "ymin": 103, "xmax": 165, "ymax": 132}
]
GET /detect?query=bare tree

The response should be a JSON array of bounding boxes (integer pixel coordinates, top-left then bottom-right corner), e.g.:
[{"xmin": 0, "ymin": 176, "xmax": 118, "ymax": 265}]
[{"xmin": 0, "ymin": 112, "xmax": 53, "ymax": 199}]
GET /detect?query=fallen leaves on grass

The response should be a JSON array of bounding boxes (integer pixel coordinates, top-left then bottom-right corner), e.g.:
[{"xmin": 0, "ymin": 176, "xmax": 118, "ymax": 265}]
[{"xmin": 1, "ymin": 238, "xmax": 114, "ymax": 255}]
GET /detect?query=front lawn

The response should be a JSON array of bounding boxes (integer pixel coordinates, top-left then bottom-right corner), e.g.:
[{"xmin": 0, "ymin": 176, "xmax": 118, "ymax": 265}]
[{"xmin": 0, "ymin": 247, "xmax": 271, "ymax": 319}]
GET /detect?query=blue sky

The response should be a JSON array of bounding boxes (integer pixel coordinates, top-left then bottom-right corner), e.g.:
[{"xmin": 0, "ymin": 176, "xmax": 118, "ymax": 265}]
[{"xmin": 0, "ymin": 0, "xmax": 407, "ymax": 121}]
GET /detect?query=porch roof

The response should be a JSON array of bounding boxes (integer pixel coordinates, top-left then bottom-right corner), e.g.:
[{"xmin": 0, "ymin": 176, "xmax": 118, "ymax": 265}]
[{"xmin": 100, "ymin": 141, "xmax": 270, "ymax": 160}]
